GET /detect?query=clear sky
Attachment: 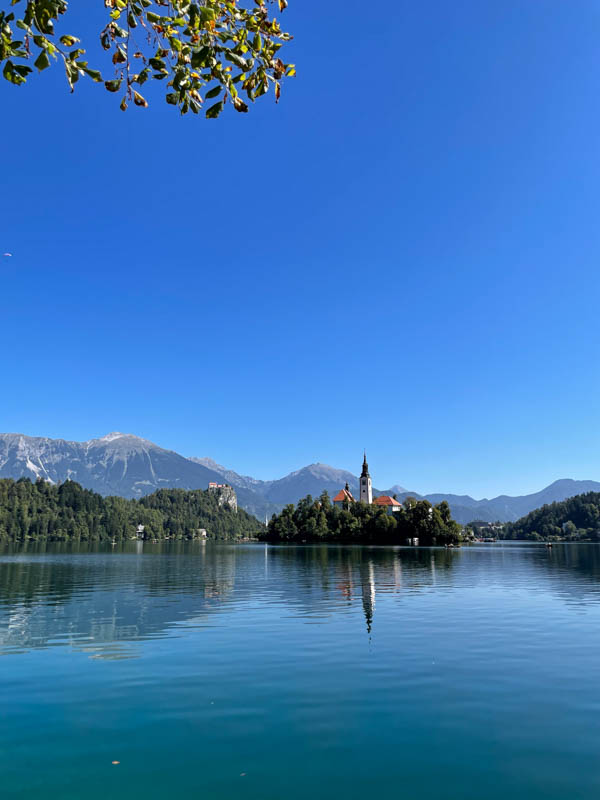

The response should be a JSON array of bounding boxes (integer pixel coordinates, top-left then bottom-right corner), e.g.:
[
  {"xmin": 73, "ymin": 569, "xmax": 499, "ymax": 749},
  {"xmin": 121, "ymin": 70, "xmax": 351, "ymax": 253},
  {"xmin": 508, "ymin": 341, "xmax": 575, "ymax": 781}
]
[{"xmin": 2, "ymin": 0, "xmax": 600, "ymax": 498}]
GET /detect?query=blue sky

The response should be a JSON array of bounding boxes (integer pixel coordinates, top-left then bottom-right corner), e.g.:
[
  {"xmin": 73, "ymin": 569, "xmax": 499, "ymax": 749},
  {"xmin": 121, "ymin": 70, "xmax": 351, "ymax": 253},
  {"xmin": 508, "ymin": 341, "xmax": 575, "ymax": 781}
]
[{"xmin": 2, "ymin": 0, "xmax": 600, "ymax": 497}]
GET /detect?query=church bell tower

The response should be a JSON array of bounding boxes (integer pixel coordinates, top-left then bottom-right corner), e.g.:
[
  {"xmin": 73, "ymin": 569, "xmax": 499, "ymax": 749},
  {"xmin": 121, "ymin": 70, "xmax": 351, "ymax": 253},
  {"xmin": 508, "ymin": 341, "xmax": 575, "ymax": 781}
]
[{"xmin": 360, "ymin": 452, "xmax": 373, "ymax": 504}]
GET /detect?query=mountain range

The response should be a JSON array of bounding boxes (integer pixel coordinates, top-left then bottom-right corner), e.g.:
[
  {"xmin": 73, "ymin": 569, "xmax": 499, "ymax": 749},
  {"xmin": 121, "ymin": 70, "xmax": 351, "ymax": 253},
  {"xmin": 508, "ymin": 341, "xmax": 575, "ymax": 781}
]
[
  {"xmin": 0, "ymin": 432, "xmax": 598, "ymax": 525},
  {"xmin": 0, "ymin": 432, "xmax": 277, "ymax": 519}
]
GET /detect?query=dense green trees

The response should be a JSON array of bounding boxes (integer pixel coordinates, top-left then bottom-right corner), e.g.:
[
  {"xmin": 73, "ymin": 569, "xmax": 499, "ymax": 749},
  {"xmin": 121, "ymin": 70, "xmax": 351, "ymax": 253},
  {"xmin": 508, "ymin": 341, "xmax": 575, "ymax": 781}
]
[
  {"xmin": 0, "ymin": 478, "xmax": 261, "ymax": 541},
  {"xmin": 502, "ymin": 492, "xmax": 600, "ymax": 542},
  {"xmin": 1, "ymin": 0, "xmax": 294, "ymax": 116},
  {"xmin": 262, "ymin": 491, "xmax": 462, "ymax": 546}
]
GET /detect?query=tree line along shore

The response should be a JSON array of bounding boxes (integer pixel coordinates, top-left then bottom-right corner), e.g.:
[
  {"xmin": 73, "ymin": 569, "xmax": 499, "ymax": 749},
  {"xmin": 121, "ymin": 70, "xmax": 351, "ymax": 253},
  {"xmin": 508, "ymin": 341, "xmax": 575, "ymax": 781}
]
[
  {"xmin": 1, "ymin": 478, "xmax": 599, "ymax": 545},
  {"xmin": 0, "ymin": 479, "xmax": 461, "ymax": 545},
  {"xmin": 0, "ymin": 478, "xmax": 261, "ymax": 542}
]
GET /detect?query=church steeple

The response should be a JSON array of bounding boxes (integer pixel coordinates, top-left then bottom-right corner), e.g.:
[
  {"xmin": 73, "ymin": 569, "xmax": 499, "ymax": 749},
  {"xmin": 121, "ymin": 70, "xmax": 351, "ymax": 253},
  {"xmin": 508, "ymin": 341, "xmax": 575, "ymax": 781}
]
[
  {"xmin": 361, "ymin": 451, "xmax": 369, "ymax": 477},
  {"xmin": 359, "ymin": 451, "xmax": 372, "ymax": 504}
]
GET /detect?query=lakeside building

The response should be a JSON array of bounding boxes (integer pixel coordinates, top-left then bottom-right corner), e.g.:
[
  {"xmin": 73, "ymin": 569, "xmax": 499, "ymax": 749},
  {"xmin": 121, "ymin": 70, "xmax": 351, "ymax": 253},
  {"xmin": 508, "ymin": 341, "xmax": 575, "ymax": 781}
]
[
  {"xmin": 333, "ymin": 483, "xmax": 355, "ymax": 508},
  {"xmin": 373, "ymin": 495, "xmax": 403, "ymax": 516},
  {"xmin": 333, "ymin": 454, "xmax": 402, "ymax": 516}
]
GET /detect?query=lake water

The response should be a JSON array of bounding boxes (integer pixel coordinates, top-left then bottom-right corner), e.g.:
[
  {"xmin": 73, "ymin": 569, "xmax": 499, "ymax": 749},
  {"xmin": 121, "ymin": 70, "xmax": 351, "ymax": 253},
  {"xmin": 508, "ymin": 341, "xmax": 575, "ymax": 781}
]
[{"xmin": 2, "ymin": 541, "xmax": 600, "ymax": 799}]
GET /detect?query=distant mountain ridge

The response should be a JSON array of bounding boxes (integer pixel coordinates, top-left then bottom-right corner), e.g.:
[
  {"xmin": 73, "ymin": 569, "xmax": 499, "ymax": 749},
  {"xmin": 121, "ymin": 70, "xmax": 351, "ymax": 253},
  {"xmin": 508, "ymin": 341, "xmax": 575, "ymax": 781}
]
[
  {"xmin": 0, "ymin": 432, "xmax": 277, "ymax": 519},
  {"xmin": 0, "ymin": 432, "xmax": 598, "ymax": 525},
  {"xmin": 390, "ymin": 480, "xmax": 600, "ymax": 524},
  {"xmin": 192, "ymin": 459, "xmax": 367, "ymax": 505},
  {"xmin": 194, "ymin": 458, "xmax": 600, "ymax": 524}
]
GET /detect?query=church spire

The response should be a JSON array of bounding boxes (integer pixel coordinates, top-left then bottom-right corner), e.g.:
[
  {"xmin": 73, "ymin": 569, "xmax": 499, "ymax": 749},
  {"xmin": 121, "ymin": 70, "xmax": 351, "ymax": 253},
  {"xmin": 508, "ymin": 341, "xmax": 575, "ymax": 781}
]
[{"xmin": 359, "ymin": 451, "xmax": 372, "ymax": 504}]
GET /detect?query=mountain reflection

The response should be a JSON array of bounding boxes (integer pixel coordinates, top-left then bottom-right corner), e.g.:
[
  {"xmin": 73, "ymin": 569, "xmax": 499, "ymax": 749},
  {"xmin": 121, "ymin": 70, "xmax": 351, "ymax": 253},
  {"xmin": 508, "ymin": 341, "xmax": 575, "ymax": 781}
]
[{"xmin": 0, "ymin": 542, "xmax": 599, "ymax": 657}]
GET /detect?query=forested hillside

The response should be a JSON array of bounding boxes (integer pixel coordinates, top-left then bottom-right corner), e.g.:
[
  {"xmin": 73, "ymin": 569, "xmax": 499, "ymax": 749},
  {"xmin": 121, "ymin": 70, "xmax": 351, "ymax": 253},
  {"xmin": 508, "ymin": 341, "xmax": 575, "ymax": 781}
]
[
  {"xmin": 0, "ymin": 479, "xmax": 262, "ymax": 542},
  {"xmin": 502, "ymin": 492, "xmax": 600, "ymax": 541}
]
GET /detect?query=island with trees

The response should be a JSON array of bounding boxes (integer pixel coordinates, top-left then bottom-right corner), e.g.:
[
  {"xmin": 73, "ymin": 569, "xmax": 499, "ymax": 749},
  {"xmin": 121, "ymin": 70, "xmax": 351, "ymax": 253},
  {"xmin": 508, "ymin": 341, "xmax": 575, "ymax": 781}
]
[
  {"xmin": 260, "ymin": 491, "xmax": 462, "ymax": 546},
  {"xmin": 0, "ymin": 478, "xmax": 263, "ymax": 542}
]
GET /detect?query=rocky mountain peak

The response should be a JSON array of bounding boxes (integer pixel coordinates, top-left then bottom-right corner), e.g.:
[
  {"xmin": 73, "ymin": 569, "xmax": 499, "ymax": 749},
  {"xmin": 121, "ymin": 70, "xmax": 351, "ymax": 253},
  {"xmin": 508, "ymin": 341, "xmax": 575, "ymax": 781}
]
[{"xmin": 98, "ymin": 432, "xmax": 129, "ymax": 442}]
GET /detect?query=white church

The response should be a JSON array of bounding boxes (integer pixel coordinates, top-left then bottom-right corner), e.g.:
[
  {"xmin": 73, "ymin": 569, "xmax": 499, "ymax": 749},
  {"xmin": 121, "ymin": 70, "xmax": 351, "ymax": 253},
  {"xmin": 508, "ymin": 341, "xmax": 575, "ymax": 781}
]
[{"xmin": 333, "ymin": 454, "xmax": 402, "ymax": 515}]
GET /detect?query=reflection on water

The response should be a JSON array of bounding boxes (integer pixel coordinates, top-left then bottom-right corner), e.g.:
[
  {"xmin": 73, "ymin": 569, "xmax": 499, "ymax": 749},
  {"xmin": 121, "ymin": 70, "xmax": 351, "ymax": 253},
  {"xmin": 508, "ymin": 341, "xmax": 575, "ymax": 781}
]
[
  {"xmin": 1, "ymin": 542, "xmax": 600, "ymax": 658},
  {"xmin": 3, "ymin": 542, "xmax": 600, "ymax": 799}
]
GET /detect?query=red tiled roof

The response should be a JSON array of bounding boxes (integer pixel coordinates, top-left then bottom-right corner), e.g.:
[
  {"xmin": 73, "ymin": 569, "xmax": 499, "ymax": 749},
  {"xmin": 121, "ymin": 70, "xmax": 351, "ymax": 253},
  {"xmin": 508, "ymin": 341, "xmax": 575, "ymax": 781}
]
[
  {"xmin": 373, "ymin": 495, "xmax": 402, "ymax": 507},
  {"xmin": 333, "ymin": 489, "xmax": 355, "ymax": 503}
]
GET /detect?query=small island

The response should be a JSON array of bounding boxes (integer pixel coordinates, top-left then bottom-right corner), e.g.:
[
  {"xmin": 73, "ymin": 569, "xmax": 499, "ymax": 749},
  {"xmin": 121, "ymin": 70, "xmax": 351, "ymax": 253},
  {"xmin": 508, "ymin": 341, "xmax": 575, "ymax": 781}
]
[{"xmin": 261, "ymin": 454, "xmax": 462, "ymax": 546}]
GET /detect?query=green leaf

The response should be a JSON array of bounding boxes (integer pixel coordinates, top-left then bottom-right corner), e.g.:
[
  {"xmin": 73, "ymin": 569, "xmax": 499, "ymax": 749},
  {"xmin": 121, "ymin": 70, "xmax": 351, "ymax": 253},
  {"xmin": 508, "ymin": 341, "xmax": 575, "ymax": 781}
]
[
  {"xmin": 205, "ymin": 85, "xmax": 221, "ymax": 99},
  {"xmin": 200, "ymin": 7, "xmax": 215, "ymax": 22},
  {"xmin": 165, "ymin": 92, "xmax": 179, "ymax": 105},
  {"xmin": 191, "ymin": 46, "xmax": 210, "ymax": 69},
  {"xmin": 82, "ymin": 68, "xmax": 102, "ymax": 82},
  {"xmin": 104, "ymin": 78, "xmax": 122, "ymax": 92},
  {"xmin": 3, "ymin": 60, "xmax": 29, "ymax": 85},
  {"xmin": 224, "ymin": 50, "xmax": 249, "ymax": 70},
  {"xmin": 205, "ymin": 100, "xmax": 224, "ymax": 119},
  {"xmin": 34, "ymin": 49, "xmax": 50, "ymax": 72}
]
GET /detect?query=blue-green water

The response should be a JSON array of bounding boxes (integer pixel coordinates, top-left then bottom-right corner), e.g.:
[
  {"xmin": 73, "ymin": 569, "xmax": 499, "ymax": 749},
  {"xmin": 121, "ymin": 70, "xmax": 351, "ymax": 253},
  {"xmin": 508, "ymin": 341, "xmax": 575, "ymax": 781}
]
[{"xmin": 2, "ymin": 541, "xmax": 600, "ymax": 799}]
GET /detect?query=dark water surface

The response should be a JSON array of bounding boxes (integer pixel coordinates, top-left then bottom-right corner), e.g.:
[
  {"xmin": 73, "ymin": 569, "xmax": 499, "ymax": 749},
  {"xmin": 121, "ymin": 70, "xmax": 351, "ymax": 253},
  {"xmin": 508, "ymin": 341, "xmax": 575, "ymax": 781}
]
[{"xmin": 1, "ymin": 541, "xmax": 600, "ymax": 799}]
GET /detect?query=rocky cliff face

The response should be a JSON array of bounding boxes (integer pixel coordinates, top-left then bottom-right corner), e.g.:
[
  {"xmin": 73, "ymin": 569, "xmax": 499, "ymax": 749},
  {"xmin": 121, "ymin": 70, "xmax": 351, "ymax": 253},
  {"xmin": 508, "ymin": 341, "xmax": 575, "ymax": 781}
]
[{"xmin": 208, "ymin": 484, "xmax": 238, "ymax": 512}]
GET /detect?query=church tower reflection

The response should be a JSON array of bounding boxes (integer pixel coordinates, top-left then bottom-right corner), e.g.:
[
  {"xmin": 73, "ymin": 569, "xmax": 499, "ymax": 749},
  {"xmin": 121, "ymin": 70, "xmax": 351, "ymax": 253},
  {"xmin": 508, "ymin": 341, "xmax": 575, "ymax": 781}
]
[{"xmin": 360, "ymin": 561, "xmax": 376, "ymax": 634}]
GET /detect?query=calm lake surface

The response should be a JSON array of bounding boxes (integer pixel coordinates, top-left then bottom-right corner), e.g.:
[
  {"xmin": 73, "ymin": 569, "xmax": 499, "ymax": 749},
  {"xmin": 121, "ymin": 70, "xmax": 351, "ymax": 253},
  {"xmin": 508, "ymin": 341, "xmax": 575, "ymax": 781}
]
[{"xmin": 2, "ymin": 541, "xmax": 600, "ymax": 799}]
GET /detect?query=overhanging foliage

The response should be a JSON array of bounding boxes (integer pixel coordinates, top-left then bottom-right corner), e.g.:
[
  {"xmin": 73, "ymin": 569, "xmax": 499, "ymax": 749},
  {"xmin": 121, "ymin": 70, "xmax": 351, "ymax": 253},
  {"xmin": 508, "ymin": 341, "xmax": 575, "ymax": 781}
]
[{"xmin": 0, "ymin": 0, "xmax": 294, "ymax": 116}]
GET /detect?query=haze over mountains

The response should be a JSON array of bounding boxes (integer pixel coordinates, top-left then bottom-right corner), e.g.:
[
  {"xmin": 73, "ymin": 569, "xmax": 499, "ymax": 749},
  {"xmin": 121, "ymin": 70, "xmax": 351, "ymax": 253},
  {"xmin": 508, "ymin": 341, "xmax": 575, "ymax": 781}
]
[{"xmin": 0, "ymin": 432, "xmax": 598, "ymax": 525}]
